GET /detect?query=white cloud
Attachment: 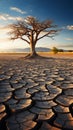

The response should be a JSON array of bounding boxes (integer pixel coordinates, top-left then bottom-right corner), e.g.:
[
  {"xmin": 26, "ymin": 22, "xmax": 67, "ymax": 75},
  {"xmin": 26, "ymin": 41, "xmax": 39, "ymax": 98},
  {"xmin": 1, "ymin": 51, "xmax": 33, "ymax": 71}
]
[
  {"xmin": 0, "ymin": 13, "xmax": 23, "ymax": 21},
  {"xmin": 56, "ymin": 43, "xmax": 73, "ymax": 48},
  {"xmin": 67, "ymin": 25, "xmax": 73, "ymax": 30},
  {"xmin": 62, "ymin": 44, "xmax": 73, "ymax": 48},
  {"xmin": 7, "ymin": 16, "xmax": 23, "ymax": 21},
  {"xmin": 62, "ymin": 25, "xmax": 73, "ymax": 30},
  {"xmin": 0, "ymin": 25, "xmax": 11, "ymax": 40},
  {"xmin": 10, "ymin": 7, "xmax": 27, "ymax": 14},
  {"xmin": 65, "ymin": 38, "xmax": 73, "ymax": 41},
  {"xmin": 0, "ymin": 14, "xmax": 7, "ymax": 20}
]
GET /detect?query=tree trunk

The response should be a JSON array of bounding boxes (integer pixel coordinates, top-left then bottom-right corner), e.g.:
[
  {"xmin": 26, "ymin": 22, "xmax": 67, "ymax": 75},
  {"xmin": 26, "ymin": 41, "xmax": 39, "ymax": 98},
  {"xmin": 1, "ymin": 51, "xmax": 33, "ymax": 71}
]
[
  {"xmin": 30, "ymin": 42, "xmax": 37, "ymax": 57},
  {"xmin": 24, "ymin": 42, "xmax": 46, "ymax": 59}
]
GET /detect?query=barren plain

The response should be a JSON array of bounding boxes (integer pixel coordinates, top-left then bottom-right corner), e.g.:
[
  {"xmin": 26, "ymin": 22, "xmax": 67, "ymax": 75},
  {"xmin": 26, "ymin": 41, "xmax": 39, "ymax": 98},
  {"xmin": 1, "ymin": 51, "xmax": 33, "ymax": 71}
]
[{"xmin": 0, "ymin": 52, "xmax": 73, "ymax": 130}]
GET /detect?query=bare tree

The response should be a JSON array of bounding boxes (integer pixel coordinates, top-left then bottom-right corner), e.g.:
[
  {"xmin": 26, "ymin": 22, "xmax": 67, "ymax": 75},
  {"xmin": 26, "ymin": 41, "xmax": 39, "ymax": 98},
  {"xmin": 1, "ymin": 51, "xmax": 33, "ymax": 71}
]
[{"xmin": 8, "ymin": 16, "xmax": 59, "ymax": 58}]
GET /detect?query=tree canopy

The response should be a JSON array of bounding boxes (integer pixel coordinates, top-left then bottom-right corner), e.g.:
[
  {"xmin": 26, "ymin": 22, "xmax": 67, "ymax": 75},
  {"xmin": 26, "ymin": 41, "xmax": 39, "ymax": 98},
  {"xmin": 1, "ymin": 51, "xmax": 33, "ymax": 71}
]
[{"xmin": 9, "ymin": 16, "xmax": 59, "ymax": 58}]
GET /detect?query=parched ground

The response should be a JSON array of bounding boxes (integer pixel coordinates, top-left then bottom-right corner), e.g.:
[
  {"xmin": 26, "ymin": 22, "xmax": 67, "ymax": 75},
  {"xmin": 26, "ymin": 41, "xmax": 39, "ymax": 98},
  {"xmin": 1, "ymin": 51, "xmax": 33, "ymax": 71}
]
[{"xmin": 0, "ymin": 53, "xmax": 73, "ymax": 130}]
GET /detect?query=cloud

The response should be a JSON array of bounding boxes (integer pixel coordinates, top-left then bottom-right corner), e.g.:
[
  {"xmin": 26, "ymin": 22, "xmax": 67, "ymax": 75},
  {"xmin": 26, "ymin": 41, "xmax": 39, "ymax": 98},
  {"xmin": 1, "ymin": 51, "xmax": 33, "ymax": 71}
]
[
  {"xmin": 0, "ymin": 25, "xmax": 11, "ymax": 40},
  {"xmin": 10, "ymin": 7, "xmax": 27, "ymax": 14},
  {"xmin": 0, "ymin": 14, "xmax": 7, "ymax": 20},
  {"xmin": 61, "ymin": 25, "xmax": 73, "ymax": 30},
  {"xmin": 0, "ymin": 13, "xmax": 23, "ymax": 21},
  {"xmin": 0, "ymin": 38, "xmax": 9, "ymax": 42},
  {"xmin": 65, "ymin": 38, "xmax": 73, "ymax": 41},
  {"xmin": 7, "ymin": 15, "xmax": 23, "ymax": 21},
  {"xmin": 67, "ymin": 25, "xmax": 73, "ymax": 30},
  {"xmin": 58, "ymin": 43, "xmax": 73, "ymax": 48}
]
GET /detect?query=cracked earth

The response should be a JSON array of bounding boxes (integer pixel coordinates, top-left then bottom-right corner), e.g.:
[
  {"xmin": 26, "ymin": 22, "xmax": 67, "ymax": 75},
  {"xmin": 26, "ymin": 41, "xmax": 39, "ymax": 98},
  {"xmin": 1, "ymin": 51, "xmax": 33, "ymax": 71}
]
[{"xmin": 0, "ymin": 56, "xmax": 73, "ymax": 130}]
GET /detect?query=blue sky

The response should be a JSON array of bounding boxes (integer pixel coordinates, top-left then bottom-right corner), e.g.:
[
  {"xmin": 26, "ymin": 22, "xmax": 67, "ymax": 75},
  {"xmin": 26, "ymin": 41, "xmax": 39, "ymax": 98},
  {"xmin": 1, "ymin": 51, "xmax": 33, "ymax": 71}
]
[{"xmin": 0, "ymin": 0, "xmax": 73, "ymax": 52}]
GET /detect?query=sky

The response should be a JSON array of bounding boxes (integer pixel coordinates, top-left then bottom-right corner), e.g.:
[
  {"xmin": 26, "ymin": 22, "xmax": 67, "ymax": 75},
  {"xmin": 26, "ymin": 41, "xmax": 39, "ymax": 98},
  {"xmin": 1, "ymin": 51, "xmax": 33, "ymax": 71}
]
[{"xmin": 0, "ymin": 0, "xmax": 73, "ymax": 52}]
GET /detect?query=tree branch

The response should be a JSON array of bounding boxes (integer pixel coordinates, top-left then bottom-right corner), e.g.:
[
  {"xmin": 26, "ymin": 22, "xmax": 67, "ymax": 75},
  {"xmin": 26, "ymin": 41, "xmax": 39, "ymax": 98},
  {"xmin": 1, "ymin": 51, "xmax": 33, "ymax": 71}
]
[
  {"xmin": 21, "ymin": 37, "xmax": 30, "ymax": 44},
  {"xmin": 37, "ymin": 30, "xmax": 57, "ymax": 41},
  {"xmin": 8, "ymin": 16, "xmax": 60, "ymax": 49}
]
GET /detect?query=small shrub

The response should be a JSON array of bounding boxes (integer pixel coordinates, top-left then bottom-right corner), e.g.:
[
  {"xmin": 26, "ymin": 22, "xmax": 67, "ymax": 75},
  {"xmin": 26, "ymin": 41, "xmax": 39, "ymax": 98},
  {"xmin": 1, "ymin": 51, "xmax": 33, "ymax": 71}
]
[{"xmin": 52, "ymin": 47, "xmax": 58, "ymax": 54}]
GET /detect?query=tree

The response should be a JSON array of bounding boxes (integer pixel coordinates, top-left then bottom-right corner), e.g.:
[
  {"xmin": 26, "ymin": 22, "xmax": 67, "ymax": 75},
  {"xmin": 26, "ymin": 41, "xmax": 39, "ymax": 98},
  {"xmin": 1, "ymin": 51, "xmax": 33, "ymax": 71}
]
[
  {"xmin": 58, "ymin": 49, "xmax": 64, "ymax": 52},
  {"xmin": 8, "ymin": 16, "xmax": 59, "ymax": 58},
  {"xmin": 52, "ymin": 47, "xmax": 58, "ymax": 54},
  {"xmin": 68, "ymin": 50, "xmax": 73, "ymax": 52}
]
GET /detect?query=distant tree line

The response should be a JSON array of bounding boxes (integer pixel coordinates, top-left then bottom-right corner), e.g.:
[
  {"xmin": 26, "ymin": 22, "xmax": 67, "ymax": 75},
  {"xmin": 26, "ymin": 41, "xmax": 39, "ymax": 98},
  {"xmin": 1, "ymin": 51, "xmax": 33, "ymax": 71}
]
[
  {"xmin": 51, "ymin": 47, "xmax": 73, "ymax": 54},
  {"xmin": 68, "ymin": 50, "xmax": 73, "ymax": 52},
  {"xmin": 51, "ymin": 47, "xmax": 63, "ymax": 54}
]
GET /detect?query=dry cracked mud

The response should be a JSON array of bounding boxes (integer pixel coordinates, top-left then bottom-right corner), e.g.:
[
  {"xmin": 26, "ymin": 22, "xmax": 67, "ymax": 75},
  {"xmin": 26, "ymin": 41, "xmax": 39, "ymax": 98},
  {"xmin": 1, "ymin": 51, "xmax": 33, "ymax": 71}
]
[{"xmin": 0, "ymin": 57, "xmax": 73, "ymax": 130}]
